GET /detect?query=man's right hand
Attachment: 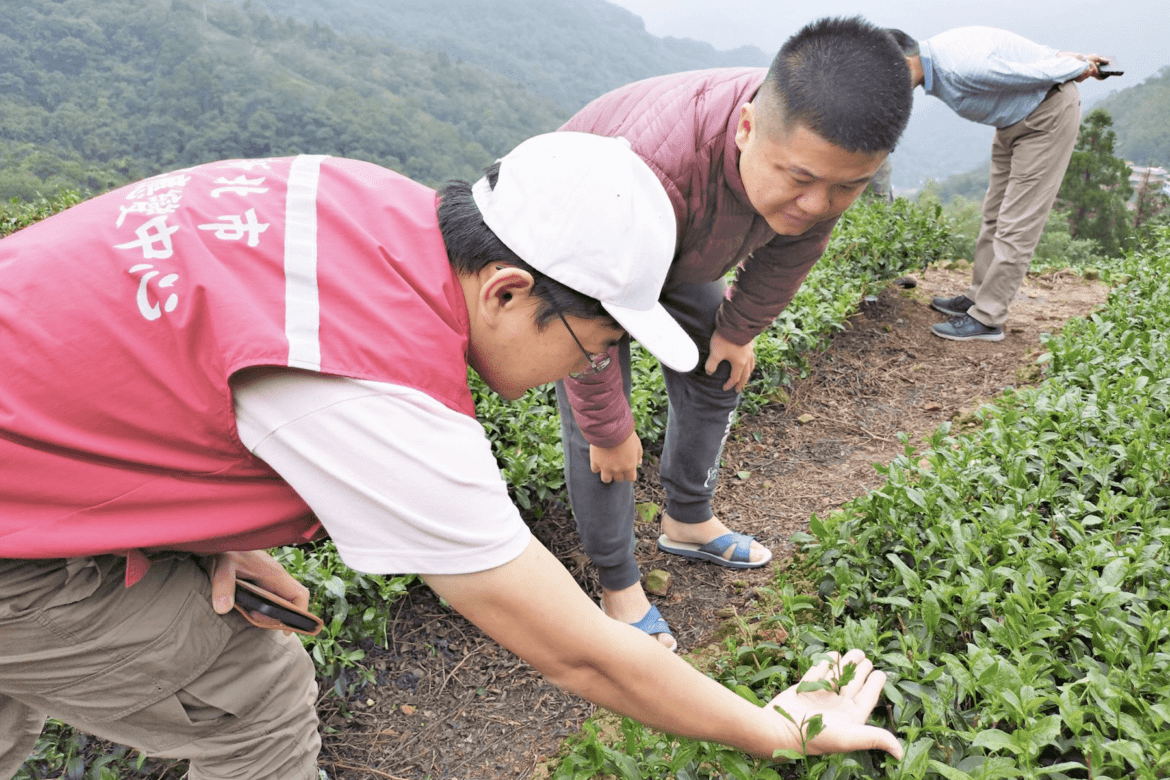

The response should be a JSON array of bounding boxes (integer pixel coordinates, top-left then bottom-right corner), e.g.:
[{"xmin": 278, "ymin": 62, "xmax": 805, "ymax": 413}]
[
  {"xmin": 590, "ymin": 430, "xmax": 643, "ymax": 483},
  {"xmin": 767, "ymin": 649, "xmax": 904, "ymax": 758},
  {"xmin": 208, "ymin": 550, "xmax": 310, "ymax": 616},
  {"xmin": 1059, "ymin": 52, "xmax": 1109, "ymax": 81}
]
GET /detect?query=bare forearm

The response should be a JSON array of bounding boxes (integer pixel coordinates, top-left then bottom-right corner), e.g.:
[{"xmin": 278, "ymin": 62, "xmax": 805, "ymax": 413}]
[
  {"xmin": 425, "ymin": 542, "xmax": 793, "ymax": 755},
  {"xmin": 424, "ymin": 539, "xmax": 901, "ymax": 761},
  {"xmin": 562, "ymin": 621, "xmax": 792, "ymax": 754}
]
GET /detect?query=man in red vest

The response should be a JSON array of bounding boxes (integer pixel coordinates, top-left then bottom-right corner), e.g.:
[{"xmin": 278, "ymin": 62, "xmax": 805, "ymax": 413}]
[{"xmin": 0, "ymin": 133, "xmax": 902, "ymax": 779}]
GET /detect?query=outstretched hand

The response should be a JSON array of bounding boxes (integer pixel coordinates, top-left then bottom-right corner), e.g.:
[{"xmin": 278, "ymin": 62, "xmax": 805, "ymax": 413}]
[{"xmin": 768, "ymin": 648, "xmax": 903, "ymax": 759}]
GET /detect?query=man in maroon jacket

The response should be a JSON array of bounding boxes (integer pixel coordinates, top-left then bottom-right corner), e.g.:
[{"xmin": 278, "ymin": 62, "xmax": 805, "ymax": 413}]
[{"xmin": 556, "ymin": 17, "xmax": 913, "ymax": 649}]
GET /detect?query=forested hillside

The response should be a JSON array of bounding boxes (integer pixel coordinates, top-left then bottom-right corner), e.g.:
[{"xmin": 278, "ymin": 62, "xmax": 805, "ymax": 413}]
[
  {"xmin": 0, "ymin": 0, "xmax": 568, "ymax": 200},
  {"xmin": 1093, "ymin": 65, "xmax": 1170, "ymax": 167},
  {"xmin": 240, "ymin": 0, "xmax": 769, "ymax": 110}
]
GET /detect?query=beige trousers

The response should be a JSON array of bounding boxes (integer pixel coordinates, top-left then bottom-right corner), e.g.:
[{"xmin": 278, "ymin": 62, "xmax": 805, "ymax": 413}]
[
  {"xmin": 0, "ymin": 555, "xmax": 320, "ymax": 780},
  {"xmin": 966, "ymin": 81, "xmax": 1082, "ymax": 328}
]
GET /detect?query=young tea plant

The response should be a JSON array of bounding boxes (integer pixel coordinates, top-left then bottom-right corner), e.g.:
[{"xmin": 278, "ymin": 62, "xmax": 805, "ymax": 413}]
[{"xmin": 772, "ymin": 658, "xmax": 857, "ymax": 763}]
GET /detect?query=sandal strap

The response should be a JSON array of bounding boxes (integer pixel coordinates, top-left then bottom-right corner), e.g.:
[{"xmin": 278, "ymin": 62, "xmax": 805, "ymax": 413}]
[
  {"xmin": 629, "ymin": 604, "xmax": 670, "ymax": 636},
  {"xmin": 697, "ymin": 532, "xmax": 754, "ymax": 563}
]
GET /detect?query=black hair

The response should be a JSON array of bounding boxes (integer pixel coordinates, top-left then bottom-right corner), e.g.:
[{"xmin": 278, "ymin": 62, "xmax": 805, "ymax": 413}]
[
  {"xmin": 756, "ymin": 16, "xmax": 913, "ymax": 153},
  {"xmin": 885, "ymin": 29, "xmax": 920, "ymax": 58},
  {"xmin": 436, "ymin": 161, "xmax": 613, "ymax": 329}
]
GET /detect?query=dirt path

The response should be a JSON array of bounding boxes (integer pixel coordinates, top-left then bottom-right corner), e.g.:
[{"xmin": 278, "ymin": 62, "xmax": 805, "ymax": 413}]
[{"xmin": 318, "ymin": 266, "xmax": 1109, "ymax": 780}]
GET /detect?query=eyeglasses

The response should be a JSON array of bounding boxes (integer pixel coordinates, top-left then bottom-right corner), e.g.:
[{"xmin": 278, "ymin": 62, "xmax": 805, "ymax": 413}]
[{"xmin": 557, "ymin": 311, "xmax": 612, "ymax": 377}]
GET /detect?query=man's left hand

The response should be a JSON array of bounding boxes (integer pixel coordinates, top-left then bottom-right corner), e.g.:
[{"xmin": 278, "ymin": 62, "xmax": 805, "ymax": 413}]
[{"xmin": 706, "ymin": 332, "xmax": 756, "ymax": 393}]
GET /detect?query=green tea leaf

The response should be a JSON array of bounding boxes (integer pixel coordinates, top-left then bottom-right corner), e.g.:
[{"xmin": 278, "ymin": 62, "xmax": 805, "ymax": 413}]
[{"xmin": 970, "ymin": 728, "xmax": 1020, "ymax": 754}]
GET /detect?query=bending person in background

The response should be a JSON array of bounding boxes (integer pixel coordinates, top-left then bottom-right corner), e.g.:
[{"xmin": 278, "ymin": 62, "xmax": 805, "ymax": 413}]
[
  {"xmin": 555, "ymin": 16, "xmax": 913, "ymax": 651},
  {"xmin": 886, "ymin": 27, "xmax": 1110, "ymax": 342}
]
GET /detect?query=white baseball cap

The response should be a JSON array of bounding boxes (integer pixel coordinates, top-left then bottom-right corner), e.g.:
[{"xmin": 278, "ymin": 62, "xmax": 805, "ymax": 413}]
[{"xmin": 471, "ymin": 132, "xmax": 699, "ymax": 373}]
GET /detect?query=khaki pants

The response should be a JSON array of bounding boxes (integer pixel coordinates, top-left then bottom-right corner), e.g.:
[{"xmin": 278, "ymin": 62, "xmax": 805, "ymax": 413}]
[
  {"xmin": 967, "ymin": 81, "xmax": 1082, "ymax": 328},
  {"xmin": 0, "ymin": 555, "xmax": 320, "ymax": 780}
]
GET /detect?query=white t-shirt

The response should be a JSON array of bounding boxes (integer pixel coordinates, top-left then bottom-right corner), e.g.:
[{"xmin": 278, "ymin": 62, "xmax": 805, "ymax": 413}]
[{"xmin": 231, "ymin": 369, "xmax": 531, "ymax": 575}]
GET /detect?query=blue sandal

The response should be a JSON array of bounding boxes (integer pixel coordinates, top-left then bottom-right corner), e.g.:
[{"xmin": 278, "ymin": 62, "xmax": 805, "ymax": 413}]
[
  {"xmin": 603, "ymin": 599, "xmax": 678, "ymax": 653},
  {"xmin": 630, "ymin": 604, "xmax": 678, "ymax": 653},
  {"xmin": 657, "ymin": 532, "xmax": 772, "ymax": 569}
]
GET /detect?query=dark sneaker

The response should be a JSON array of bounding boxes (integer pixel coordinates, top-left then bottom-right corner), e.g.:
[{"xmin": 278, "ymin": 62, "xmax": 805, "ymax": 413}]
[
  {"xmin": 930, "ymin": 294, "xmax": 975, "ymax": 317},
  {"xmin": 931, "ymin": 313, "xmax": 1004, "ymax": 342}
]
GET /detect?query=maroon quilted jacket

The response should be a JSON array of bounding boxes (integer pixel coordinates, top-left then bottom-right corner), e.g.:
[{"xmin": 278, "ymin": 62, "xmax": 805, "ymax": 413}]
[{"xmin": 560, "ymin": 68, "xmax": 838, "ymax": 447}]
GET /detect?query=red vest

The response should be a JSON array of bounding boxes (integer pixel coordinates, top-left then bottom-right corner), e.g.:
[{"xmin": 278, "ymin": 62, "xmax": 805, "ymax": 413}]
[{"xmin": 0, "ymin": 156, "xmax": 473, "ymax": 575}]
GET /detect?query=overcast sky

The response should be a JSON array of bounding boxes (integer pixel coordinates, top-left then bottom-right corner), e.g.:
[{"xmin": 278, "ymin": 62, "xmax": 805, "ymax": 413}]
[
  {"xmin": 604, "ymin": 0, "xmax": 1166, "ymax": 186},
  {"xmin": 606, "ymin": 0, "xmax": 1166, "ymax": 103}
]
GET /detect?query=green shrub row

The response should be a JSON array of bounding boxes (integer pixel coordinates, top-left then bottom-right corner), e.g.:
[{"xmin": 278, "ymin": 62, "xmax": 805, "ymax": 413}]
[
  {"xmin": 0, "ymin": 190, "xmax": 86, "ymax": 237},
  {"xmin": 550, "ymin": 227, "xmax": 1170, "ymax": 779}
]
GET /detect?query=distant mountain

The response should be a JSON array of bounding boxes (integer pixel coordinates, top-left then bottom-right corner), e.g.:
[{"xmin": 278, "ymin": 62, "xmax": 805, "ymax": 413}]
[
  {"xmin": 0, "ymin": 0, "xmax": 570, "ymax": 200},
  {"xmin": 888, "ymin": 98, "xmax": 995, "ymax": 193},
  {"xmin": 238, "ymin": 0, "xmax": 771, "ymax": 110},
  {"xmin": 1093, "ymin": 66, "xmax": 1170, "ymax": 168}
]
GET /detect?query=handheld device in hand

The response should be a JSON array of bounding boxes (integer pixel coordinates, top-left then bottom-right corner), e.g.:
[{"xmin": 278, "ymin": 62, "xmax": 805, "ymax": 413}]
[
  {"xmin": 1098, "ymin": 60, "xmax": 1123, "ymax": 78},
  {"xmin": 234, "ymin": 580, "xmax": 323, "ymax": 635}
]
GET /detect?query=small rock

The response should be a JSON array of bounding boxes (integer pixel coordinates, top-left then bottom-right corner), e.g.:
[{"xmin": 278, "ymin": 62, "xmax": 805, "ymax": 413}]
[{"xmin": 645, "ymin": 569, "xmax": 672, "ymax": 596}]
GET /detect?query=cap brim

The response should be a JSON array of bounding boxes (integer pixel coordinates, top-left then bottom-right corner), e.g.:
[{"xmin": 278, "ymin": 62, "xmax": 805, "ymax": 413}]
[{"xmin": 603, "ymin": 302, "xmax": 699, "ymax": 373}]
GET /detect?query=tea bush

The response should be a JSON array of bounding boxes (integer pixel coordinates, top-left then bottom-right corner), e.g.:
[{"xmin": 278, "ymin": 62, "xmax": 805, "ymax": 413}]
[
  {"xmin": 0, "ymin": 191, "xmax": 86, "ymax": 237},
  {"xmin": 550, "ymin": 227, "xmax": 1170, "ymax": 779}
]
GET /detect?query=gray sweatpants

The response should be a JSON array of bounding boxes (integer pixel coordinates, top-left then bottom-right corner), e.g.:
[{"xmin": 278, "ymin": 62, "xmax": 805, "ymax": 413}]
[
  {"xmin": 556, "ymin": 279, "xmax": 740, "ymax": 591},
  {"xmin": 0, "ymin": 555, "xmax": 320, "ymax": 780}
]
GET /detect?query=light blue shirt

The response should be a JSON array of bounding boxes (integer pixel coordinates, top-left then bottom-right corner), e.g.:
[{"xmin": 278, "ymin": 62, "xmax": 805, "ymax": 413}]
[{"xmin": 920, "ymin": 27, "xmax": 1088, "ymax": 128}]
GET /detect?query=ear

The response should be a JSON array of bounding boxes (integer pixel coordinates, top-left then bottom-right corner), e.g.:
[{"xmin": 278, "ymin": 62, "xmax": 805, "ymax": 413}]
[
  {"xmin": 735, "ymin": 103, "xmax": 755, "ymax": 152},
  {"xmin": 477, "ymin": 265, "xmax": 536, "ymax": 327}
]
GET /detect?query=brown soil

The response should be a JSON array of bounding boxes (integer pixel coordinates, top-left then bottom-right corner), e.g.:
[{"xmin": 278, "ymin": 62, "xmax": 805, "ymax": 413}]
[{"xmin": 317, "ymin": 265, "xmax": 1108, "ymax": 780}]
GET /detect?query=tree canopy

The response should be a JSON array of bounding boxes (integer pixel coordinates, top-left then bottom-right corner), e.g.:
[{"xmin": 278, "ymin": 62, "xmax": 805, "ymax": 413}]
[
  {"xmin": 242, "ymin": 0, "xmax": 769, "ymax": 111},
  {"xmin": 0, "ymin": 0, "xmax": 570, "ymax": 200},
  {"xmin": 1057, "ymin": 108, "xmax": 1133, "ymax": 257}
]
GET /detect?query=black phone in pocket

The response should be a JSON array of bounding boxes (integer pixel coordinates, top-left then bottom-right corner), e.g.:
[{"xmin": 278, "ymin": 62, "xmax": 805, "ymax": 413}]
[{"xmin": 234, "ymin": 580, "xmax": 323, "ymax": 635}]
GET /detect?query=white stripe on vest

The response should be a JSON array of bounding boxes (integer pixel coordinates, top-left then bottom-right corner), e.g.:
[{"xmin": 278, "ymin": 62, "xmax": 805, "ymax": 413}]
[{"xmin": 284, "ymin": 155, "xmax": 328, "ymax": 370}]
